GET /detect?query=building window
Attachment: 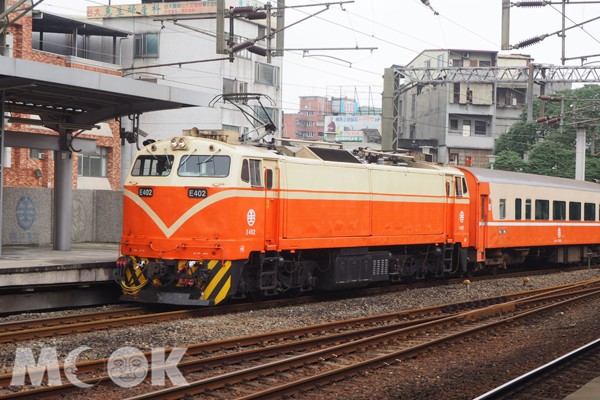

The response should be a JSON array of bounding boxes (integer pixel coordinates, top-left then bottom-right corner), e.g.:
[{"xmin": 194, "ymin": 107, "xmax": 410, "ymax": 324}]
[
  {"xmin": 134, "ymin": 33, "xmax": 159, "ymax": 58},
  {"xmin": 255, "ymin": 62, "xmax": 279, "ymax": 86},
  {"xmin": 78, "ymin": 147, "xmax": 108, "ymax": 177},
  {"xmin": 450, "ymin": 119, "xmax": 459, "ymax": 130},
  {"xmin": 453, "ymin": 83, "xmax": 460, "ymax": 103},
  {"xmin": 474, "ymin": 121, "xmax": 487, "ymax": 135},
  {"xmin": 437, "ymin": 54, "xmax": 444, "ymax": 68},
  {"xmin": 424, "ymin": 60, "xmax": 430, "ymax": 68},
  {"xmin": 479, "ymin": 60, "xmax": 491, "ymax": 67},
  {"xmin": 452, "ymin": 59, "xmax": 463, "ymax": 67},
  {"xmin": 223, "ymin": 78, "xmax": 248, "ymax": 95},
  {"xmin": 29, "ymin": 148, "xmax": 45, "ymax": 160},
  {"xmin": 255, "ymin": 106, "xmax": 278, "ymax": 125},
  {"xmin": 409, "ymin": 123, "xmax": 416, "ymax": 139}
]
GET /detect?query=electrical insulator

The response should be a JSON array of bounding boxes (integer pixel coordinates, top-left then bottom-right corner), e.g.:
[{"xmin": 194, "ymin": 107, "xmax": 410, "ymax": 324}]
[
  {"xmin": 514, "ymin": 1, "xmax": 547, "ymax": 7},
  {"xmin": 247, "ymin": 45, "xmax": 268, "ymax": 57},
  {"xmin": 536, "ymin": 116, "xmax": 549, "ymax": 123},
  {"xmin": 245, "ymin": 11, "xmax": 267, "ymax": 20},
  {"xmin": 514, "ymin": 35, "xmax": 547, "ymax": 49},
  {"xmin": 421, "ymin": 0, "xmax": 432, "ymax": 5},
  {"xmin": 538, "ymin": 95, "xmax": 562, "ymax": 102},
  {"xmin": 546, "ymin": 118, "xmax": 560, "ymax": 125},
  {"xmin": 230, "ymin": 41, "xmax": 255, "ymax": 53},
  {"xmin": 230, "ymin": 6, "xmax": 257, "ymax": 14}
]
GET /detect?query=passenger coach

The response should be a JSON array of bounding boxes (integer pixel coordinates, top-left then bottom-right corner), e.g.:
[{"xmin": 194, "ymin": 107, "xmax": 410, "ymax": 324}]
[{"xmin": 459, "ymin": 167, "xmax": 600, "ymax": 270}]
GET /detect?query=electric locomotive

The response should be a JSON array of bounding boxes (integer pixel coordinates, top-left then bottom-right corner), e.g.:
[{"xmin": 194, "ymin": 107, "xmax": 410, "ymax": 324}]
[{"xmin": 116, "ymin": 131, "xmax": 470, "ymax": 305}]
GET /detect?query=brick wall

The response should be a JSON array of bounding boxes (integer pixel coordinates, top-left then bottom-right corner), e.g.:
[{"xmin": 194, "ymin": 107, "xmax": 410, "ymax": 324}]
[{"xmin": 4, "ymin": 14, "xmax": 122, "ymax": 190}]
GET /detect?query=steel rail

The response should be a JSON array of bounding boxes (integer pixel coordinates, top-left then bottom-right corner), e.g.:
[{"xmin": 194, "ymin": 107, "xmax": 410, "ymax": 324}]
[
  {"xmin": 2, "ymin": 279, "xmax": 598, "ymax": 399},
  {"xmin": 123, "ymin": 287, "xmax": 600, "ymax": 400}
]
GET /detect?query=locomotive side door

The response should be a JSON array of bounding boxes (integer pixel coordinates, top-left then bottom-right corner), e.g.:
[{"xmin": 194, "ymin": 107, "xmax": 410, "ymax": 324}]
[{"xmin": 263, "ymin": 160, "xmax": 279, "ymax": 250}]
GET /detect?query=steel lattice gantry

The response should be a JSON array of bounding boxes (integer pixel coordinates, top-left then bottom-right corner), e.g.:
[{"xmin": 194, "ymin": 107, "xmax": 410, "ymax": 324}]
[
  {"xmin": 0, "ymin": 56, "xmax": 212, "ymax": 252},
  {"xmin": 381, "ymin": 64, "xmax": 600, "ymax": 150}
]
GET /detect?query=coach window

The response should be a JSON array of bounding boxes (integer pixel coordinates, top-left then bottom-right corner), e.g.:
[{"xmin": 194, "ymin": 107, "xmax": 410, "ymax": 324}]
[
  {"xmin": 525, "ymin": 199, "xmax": 532, "ymax": 220},
  {"xmin": 499, "ymin": 199, "xmax": 506, "ymax": 219},
  {"xmin": 535, "ymin": 199, "xmax": 549, "ymax": 220},
  {"xmin": 241, "ymin": 159, "xmax": 262, "ymax": 187},
  {"xmin": 515, "ymin": 198, "xmax": 522, "ymax": 220},
  {"xmin": 584, "ymin": 202, "xmax": 596, "ymax": 221},
  {"xmin": 553, "ymin": 201, "xmax": 566, "ymax": 220},
  {"xmin": 569, "ymin": 202, "xmax": 581, "ymax": 221}
]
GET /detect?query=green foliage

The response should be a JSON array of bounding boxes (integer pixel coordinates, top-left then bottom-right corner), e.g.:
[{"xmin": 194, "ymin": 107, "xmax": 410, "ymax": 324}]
[
  {"xmin": 493, "ymin": 84, "xmax": 600, "ymax": 182},
  {"xmin": 493, "ymin": 150, "xmax": 526, "ymax": 172}
]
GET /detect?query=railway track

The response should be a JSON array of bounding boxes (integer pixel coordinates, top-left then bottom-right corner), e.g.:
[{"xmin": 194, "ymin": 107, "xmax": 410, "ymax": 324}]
[
  {"xmin": 1, "ymin": 265, "xmax": 595, "ymax": 345},
  {"xmin": 2, "ymin": 278, "xmax": 599, "ymax": 399},
  {"xmin": 474, "ymin": 337, "xmax": 600, "ymax": 400}
]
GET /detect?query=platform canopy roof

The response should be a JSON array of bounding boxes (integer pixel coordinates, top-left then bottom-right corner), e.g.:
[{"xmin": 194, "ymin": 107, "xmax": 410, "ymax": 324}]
[
  {"xmin": 0, "ymin": 56, "xmax": 211, "ymax": 132},
  {"xmin": 31, "ymin": 11, "xmax": 131, "ymax": 37}
]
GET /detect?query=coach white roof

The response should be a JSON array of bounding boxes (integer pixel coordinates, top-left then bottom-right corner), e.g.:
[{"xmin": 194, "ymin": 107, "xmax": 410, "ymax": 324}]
[{"xmin": 462, "ymin": 167, "xmax": 600, "ymax": 193}]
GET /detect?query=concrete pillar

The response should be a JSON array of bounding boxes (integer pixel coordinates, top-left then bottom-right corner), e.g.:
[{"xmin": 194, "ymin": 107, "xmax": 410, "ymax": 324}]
[{"xmin": 53, "ymin": 129, "xmax": 73, "ymax": 250}]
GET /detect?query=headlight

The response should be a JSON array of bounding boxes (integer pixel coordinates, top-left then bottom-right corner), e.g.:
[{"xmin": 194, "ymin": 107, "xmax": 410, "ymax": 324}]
[{"xmin": 170, "ymin": 137, "xmax": 188, "ymax": 150}]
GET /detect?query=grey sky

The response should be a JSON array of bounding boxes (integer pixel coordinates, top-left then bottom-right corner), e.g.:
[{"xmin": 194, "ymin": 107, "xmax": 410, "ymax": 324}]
[{"xmin": 38, "ymin": 0, "xmax": 600, "ymax": 112}]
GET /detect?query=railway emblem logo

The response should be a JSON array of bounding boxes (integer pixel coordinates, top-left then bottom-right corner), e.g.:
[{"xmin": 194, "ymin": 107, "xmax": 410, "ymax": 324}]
[
  {"xmin": 247, "ymin": 209, "xmax": 256, "ymax": 226},
  {"xmin": 459, "ymin": 210, "xmax": 465, "ymax": 223},
  {"xmin": 557, "ymin": 227, "xmax": 562, "ymax": 239},
  {"xmin": 16, "ymin": 196, "xmax": 35, "ymax": 230}
]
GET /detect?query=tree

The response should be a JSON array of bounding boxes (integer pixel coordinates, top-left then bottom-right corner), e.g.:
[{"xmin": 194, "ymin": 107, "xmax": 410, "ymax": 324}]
[
  {"xmin": 493, "ymin": 84, "xmax": 600, "ymax": 182},
  {"xmin": 493, "ymin": 150, "xmax": 526, "ymax": 172}
]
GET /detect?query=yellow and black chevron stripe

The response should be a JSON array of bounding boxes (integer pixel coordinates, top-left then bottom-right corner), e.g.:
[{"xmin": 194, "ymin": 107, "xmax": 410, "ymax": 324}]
[
  {"xmin": 200, "ymin": 260, "xmax": 234, "ymax": 304},
  {"xmin": 120, "ymin": 256, "xmax": 150, "ymax": 295}
]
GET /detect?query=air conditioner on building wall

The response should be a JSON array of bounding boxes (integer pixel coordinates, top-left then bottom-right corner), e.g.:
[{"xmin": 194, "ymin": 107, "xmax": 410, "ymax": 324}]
[
  {"xmin": 37, "ymin": 153, "xmax": 45, "ymax": 160},
  {"xmin": 462, "ymin": 52, "xmax": 470, "ymax": 59}
]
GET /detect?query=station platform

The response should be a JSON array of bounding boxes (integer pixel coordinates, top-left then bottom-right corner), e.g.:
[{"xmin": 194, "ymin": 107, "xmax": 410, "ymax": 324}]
[
  {"xmin": 564, "ymin": 376, "xmax": 600, "ymax": 400},
  {"xmin": 0, "ymin": 243, "xmax": 120, "ymax": 314}
]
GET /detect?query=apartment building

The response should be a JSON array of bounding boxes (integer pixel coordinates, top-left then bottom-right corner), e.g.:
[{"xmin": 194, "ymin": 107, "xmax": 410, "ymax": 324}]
[{"xmin": 392, "ymin": 49, "xmax": 568, "ymax": 166}]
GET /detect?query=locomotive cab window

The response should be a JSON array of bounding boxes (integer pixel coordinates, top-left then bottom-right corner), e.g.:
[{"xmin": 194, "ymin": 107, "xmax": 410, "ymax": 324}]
[
  {"xmin": 569, "ymin": 202, "xmax": 582, "ymax": 221},
  {"xmin": 584, "ymin": 203, "xmax": 596, "ymax": 221},
  {"xmin": 132, "ymin": 155, "xmax": 174, "ymax": 176},
  {"xmin": 241, "ymin": 159, "xmax": 262, "ymax": 187},
  {"xmin": 455, "ymin": 179, "xmax": 462, "ymax": 197},
  {"xmin": 178, "ymin": 155, "xmax": 230, "ymax": 177}
]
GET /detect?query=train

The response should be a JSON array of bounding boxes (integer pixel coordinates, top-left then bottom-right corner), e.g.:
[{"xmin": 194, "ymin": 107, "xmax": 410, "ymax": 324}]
[{"xmin": 115, "ymin": 131, "xmax": 600, "ymax": 306}]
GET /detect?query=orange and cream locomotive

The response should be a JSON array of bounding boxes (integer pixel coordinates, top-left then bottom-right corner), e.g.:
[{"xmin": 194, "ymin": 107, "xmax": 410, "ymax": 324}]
[
  {"xmin": 115, "ymin": 133, "xmax": 600, "ymax": 306},
  {"xmin": 116, "ymin": 133, "xmax": 470, "ymax": 305}
]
